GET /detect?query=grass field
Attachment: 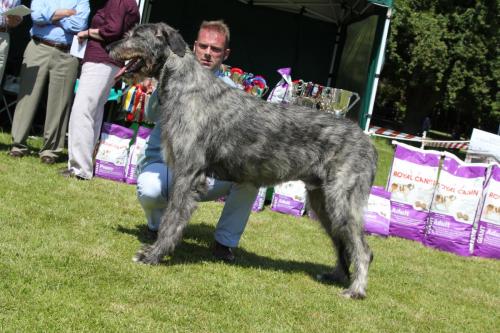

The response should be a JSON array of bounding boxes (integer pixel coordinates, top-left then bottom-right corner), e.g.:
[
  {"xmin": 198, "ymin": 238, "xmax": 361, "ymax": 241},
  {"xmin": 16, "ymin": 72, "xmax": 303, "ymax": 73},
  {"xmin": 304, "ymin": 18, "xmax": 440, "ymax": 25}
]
[{"xmin": 0, "ymin": 132, "xmax": 498, "ymax": 332}]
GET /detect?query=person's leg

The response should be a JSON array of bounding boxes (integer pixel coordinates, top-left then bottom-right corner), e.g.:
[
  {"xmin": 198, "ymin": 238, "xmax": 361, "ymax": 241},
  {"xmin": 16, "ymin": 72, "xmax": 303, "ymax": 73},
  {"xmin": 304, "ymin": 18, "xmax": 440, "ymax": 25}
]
[
  {"xmin": 212, "ymin": 182, "xmax": 259, "ymax": 248},
  {"xmin": 67, "ymin": 62, "xmax": 120, "ymax": 179},
  {"xmin": 136, "ymin": 162, "xmax": 173, "ymax": 231},
  {"xmin": 196, "ymin": 179, "xmax": 258, "ymax": 261},
  {"xmin": 197, "ymin": 178, "xmax": 259, "ymax": 247},
  {"xmin": 0, "ymin": 32, "xmax": 10, "ymax": 83},
  {"xmin": 136, "ymin": 162, "xmax": 257, "ymax": 251},
  {"xmin": 39, "ymin": 48, "xmax": 79, "ymax": 159},
  {"xmin": 10, "ymin": 41, "xmax": 51, "ymax": 155}
]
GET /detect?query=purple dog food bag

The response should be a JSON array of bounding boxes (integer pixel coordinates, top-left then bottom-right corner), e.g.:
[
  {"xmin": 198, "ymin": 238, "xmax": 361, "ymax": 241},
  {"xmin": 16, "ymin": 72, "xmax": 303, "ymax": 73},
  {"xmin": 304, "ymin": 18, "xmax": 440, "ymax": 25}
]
[
  {"xmin": 125, "ymin": 126, "xmax": 152, "ymax": 184},
  {"xmin": 271, "ymin": 181, "xmax": 307, "ymax": 217},
  {"xmin": 425, "ymin": 154, "xmax": 487, "ymax": 256},
  {"xmin": 473, "ymin": 165, "xmax": 500, "ymax": 259},
  {"xmin": 252, "ymin": 187, "xmax": 267, "ymax": 212},
  {"xmin": 364, "ymin": 186, "xmax": 391, "ymax": 237},
  {"xmin": 95, "ymin": 123, "xmax": 134, "ymax": 182},
  {"xmin": 387, "ymin": 142, "xmax": 441, "ymax": 242},
  {"xmin": 267, "ymin": 68, "xmax": 293, "ymax": 105}
]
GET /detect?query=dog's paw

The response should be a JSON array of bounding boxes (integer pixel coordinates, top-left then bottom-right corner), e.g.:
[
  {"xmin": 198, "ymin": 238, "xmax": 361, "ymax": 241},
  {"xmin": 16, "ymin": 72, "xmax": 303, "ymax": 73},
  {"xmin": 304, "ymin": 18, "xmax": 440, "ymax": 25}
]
[
  {"xmin": 340, "ymin": 288, "xmax": 366, "ymax": 300},
  {"xmin": 133, "ymin": 245, "xmax": 162, "ymax": 265}
]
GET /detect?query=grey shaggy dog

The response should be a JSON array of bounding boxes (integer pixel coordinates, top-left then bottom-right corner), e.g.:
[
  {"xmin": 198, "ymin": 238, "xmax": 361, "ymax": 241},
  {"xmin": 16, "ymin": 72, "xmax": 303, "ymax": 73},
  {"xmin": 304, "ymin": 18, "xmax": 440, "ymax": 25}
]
[{"xmin": 110, "ymin": 23, "xmax": 378, "ymax": 299}]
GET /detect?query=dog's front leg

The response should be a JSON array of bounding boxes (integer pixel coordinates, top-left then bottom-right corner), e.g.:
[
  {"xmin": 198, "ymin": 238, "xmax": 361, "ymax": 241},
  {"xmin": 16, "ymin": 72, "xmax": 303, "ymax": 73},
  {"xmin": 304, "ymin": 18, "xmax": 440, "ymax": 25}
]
[{"xmin": 134, "ymin": 170, "xmax": 205, "ymax": 264}]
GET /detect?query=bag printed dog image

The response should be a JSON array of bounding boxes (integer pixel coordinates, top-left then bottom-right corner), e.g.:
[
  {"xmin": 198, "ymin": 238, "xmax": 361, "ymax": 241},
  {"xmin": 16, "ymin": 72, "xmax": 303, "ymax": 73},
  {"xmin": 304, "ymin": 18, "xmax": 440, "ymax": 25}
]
[
  {"xmin": 252, "ymin": 187, "xmax": 267, "ymax": 212},
  {"xmin": 271, "ymin": 181, "xmax": 307, "ymax": 217},
  {"xmin": 425, "ymin": 154, "xmax": 487, "ymax": 256},
  {"xmin": 387, "ymin": 142, "xmax": 441, "ymax": 242},
  {"xmin": 95, "ymin": 123, "xmax": 134, "ymax": 182},
  {"xmin": 125, "ymin": 126, "xmax": 152, "ymax": 184},
  {"xmin": 364, "ymin": 186, "xmax": 391, "ymax": 237},
  {"xmin": 473, "ymin": 165, "xmax": 500, "ymax": 259}
]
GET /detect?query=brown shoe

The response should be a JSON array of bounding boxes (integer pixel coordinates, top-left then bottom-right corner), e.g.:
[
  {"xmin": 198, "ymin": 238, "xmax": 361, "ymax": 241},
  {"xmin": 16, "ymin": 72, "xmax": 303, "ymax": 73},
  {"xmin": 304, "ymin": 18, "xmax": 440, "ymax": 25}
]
[
  {"xmin": 212, "ymin": 241, "xmax": 235, "ymax": 263},
  {"xmin": 8, "ymin": 150, "xmax": 24, "ymax": 158},
  {"xmin": 40, "ymin": 156, "xmax": 57, "ymax": 164}
]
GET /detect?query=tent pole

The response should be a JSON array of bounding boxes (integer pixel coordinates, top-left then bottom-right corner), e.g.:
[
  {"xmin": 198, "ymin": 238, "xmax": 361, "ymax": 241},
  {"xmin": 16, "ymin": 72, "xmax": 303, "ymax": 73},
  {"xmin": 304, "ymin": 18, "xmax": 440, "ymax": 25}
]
[
  {"xmin": 364, "ymin": 7, "xmax": 392, "ymax": 132},
  {"xmin": 139, "ymin": 0, "xmax": 152, "ymax": 23},
  {"xmin": 326, "ymin": 26, "xmax": 342, "ymax": 87}
]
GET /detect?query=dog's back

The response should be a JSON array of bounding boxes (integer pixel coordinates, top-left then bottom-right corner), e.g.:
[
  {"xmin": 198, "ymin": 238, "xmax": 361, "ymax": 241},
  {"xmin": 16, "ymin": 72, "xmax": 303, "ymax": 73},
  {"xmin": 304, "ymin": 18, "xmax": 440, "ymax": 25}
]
[{"xmin": 200, "ymin": 86, "xmax": 377, "ymax": 188}]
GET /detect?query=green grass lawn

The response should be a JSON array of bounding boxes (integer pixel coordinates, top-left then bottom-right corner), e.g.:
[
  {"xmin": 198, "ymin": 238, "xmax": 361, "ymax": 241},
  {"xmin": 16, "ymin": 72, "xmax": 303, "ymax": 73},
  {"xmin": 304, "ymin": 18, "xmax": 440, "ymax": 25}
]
[{"xmin": 0, "ymin": 132, "xmax": 498, "ymax": 332}]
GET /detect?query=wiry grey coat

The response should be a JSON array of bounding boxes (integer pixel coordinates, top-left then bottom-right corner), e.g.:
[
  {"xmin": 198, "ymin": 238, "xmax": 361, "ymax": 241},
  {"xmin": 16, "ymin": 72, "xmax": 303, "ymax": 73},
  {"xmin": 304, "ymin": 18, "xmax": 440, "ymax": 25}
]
[{"xmin": 110, "ymin": 23, "xmax": 378, "ymax": 299}]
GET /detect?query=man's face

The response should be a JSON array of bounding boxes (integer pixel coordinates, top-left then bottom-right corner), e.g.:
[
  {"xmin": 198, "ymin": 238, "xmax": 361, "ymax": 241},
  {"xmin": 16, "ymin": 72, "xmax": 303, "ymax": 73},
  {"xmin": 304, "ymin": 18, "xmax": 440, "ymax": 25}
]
[{"xmin": 194, "ymin": 28, "xmax": 230, "ymax": 71}]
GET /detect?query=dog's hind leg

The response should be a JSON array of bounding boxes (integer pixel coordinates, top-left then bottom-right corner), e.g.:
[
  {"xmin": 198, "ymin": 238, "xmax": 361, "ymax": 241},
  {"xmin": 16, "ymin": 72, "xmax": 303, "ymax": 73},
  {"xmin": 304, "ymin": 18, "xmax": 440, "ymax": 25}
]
[
  {"xmin": 322, "ymin": 181, "xmax": 372, "ymax": 299},
  {"xmin": 134, "ymin": 170, "xmax": 206, "ymax": 264},
  {"xmin": 308, "ymin": 188, "xmax": 351, "ymax": 286}
]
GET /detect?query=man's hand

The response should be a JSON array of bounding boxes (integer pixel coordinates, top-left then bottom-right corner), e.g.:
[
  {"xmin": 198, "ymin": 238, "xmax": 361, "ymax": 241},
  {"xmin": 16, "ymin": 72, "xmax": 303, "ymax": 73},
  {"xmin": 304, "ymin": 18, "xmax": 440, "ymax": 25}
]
[
  {"xmin": 6, "ymin": 15, "xmax": 22, "ymax": 28},
  {"xmin": 51, "ymin": 9, "xmax": 77, "ymax": 22}
]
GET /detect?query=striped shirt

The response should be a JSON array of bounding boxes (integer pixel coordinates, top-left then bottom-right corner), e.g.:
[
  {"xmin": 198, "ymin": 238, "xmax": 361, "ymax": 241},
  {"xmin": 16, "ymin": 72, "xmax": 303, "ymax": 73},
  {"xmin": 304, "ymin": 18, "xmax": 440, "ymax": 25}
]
[{"xmin": 0, "ymin": 0, "xmax": 21, "ymax": 28}]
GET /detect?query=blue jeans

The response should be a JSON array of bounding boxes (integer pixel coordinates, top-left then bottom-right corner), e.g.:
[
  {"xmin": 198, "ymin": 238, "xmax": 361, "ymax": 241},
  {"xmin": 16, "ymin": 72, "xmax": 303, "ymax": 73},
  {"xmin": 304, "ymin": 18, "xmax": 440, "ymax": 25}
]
[{"xmin": 136, "ymin": 162, "xmax": 259, "ymax": 248}]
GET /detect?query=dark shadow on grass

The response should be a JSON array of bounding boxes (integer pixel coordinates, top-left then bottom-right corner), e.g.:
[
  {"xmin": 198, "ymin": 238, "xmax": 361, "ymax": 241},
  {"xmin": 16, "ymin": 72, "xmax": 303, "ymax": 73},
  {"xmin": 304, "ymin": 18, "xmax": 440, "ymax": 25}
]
[
  {"xmin": 116, "ymin": 222, "xmax": 343, "ymax": 287},
  {"xmin": 0, "ymin": 141, "xmax": 11, "ymax": 152}
]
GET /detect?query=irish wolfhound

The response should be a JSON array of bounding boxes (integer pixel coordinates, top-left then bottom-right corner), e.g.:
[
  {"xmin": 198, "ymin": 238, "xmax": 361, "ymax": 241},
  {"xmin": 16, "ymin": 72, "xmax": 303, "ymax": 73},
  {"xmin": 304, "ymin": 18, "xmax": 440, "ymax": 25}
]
[{"xmin": 110, "ymin": 23, "xmax": 378, "ymax": 299}]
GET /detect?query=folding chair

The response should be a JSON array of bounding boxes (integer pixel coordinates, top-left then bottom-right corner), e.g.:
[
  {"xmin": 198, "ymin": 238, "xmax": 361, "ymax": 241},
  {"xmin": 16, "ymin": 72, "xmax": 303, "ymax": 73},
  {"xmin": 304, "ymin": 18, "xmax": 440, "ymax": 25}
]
[
  {"xmin": 0, "ymin": 75, "xmax": 19, "ymax": 125},
  {"xmin": 0, "ymin": 86, "xmax": 15, "ymax": 124}
]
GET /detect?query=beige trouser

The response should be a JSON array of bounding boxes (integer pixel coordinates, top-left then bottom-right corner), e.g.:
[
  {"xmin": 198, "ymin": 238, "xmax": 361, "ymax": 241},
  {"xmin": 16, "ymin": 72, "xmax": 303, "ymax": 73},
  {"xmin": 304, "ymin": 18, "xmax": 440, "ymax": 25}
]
[
  {"xmin": 0, "ymin": 32, "xmax": 10, "ymax": 83},
  {"xmin": 67, "ymin": 62, "xmax": 120, "ymax": 179},
  {"xmin": 11, "ymin": 39, "xmax": 79, "ymax": 158}
]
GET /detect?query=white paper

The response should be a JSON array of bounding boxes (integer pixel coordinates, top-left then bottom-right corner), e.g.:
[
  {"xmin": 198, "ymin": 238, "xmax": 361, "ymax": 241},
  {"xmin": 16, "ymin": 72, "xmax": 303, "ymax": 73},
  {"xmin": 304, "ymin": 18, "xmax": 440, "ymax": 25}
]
[
  {"xmin": 2, "ymin": 5, "xmax": 32, "ymax": 17},
  {"xmin": 469, "ymin": 128, "xmax": 500, "ymax": 161},
  {"xmin": 70, "ymin": 36, "xmax": 87, "ymax": 59}
]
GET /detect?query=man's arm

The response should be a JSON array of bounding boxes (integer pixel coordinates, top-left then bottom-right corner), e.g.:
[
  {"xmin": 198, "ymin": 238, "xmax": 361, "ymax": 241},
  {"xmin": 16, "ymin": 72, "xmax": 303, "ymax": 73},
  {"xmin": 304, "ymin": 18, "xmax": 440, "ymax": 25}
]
[
  {"xmin": 5, "ymin": 0, "xmax": 22, "ymax": 28},
  {"xmin": 77, "ymin": 1, "xmax": 139, "ymax": 43},
  {"xmin": 57, "ymin": 0, "xmax": 90, "ymax": 33},
  {"xmin": 51, "ymin": 9, "xmax": 76, "ymax": 22},
  {"xmin": 30, "ymin": 0, "xmax": 56, "ymax": 25}
]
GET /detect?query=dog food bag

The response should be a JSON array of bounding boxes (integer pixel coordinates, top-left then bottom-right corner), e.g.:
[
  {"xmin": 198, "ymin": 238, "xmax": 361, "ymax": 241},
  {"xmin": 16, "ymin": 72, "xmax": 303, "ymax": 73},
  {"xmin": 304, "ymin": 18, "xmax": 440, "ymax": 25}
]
[
  {"xmin": 95, "ymin": 123, "xmax": 134, "ymax": 182},
  {"xmin": 252, "ymin": 187, "xmax": 267, "ymax": 212},
  {"xmin": 425, "ymin": 154, "xmax": 487, "ymax": 256},
  {"xmin": 473, "ymin": 165, "xmax": 500, "ymax": 259},
  {"xmin": 267, "ymin": 67, "xmax": 293, "ymax": 105},
  {"xmin": 125, "ymin": 126, "xmax": 152, "ymax": 184},
  {"xmin": 364, "ymin": 186, "xmax": 391, "ymax": 237},
  {"xmin": 271, "ymin": 181, "xmax": 308, "ymax": 217},
  {"xmin": 387, "ymin": 142, "xmax": 441, "ymax": 242}
]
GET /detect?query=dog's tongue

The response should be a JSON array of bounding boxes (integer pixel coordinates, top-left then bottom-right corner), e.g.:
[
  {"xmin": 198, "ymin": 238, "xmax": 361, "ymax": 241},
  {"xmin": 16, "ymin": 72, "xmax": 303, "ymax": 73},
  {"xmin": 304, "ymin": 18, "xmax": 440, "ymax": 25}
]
[{"xmin": 114, "ymin": 66, "xmax": 128, "ymax": 81}]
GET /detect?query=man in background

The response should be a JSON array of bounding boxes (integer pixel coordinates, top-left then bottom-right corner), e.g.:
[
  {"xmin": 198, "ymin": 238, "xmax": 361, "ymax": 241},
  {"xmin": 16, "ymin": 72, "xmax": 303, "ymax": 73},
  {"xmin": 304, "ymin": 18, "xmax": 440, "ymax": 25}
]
[
  {"xmin": 9, "ymin": 0, "xmax": 89, "ymax": 164},
  {"xmin": 136, "ymin": 20, "xmax": 259, "ymax": 262},
  {"xmin": 0, "ymin": 0, "xmax": 23, "ymax": 84}
]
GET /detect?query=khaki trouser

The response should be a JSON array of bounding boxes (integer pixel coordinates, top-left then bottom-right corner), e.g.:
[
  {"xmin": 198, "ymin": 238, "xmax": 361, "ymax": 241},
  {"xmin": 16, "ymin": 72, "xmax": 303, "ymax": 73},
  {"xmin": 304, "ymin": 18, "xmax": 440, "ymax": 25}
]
[
  {"xmin": 11, "ymin": 39, "xmax": 79, "ymax": 158},
  {"xmin": 0, "ymin": 32, "xmax": 10, "ymax": 83}
]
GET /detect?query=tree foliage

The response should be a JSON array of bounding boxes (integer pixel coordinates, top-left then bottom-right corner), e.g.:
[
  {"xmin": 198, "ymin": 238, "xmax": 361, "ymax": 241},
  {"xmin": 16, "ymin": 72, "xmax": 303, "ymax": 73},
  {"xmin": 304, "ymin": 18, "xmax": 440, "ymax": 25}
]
[{"xmin": 377, "ymin": 0, "xmax": 499, "ymax": 136}]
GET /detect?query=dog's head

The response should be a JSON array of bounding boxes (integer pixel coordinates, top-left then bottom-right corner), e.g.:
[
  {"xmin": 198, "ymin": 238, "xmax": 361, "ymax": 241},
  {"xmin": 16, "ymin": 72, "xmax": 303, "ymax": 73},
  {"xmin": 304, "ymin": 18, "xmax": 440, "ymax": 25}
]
[{"xmin": 109, "ymin": 23, "xmax": 187, "ymax": 82}]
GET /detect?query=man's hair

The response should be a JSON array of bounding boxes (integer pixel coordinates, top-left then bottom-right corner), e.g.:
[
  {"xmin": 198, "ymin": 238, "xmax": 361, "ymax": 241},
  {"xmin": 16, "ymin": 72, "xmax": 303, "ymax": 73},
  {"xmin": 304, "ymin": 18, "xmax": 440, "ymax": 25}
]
[{"xmin": 199, "ymin": 20, "xmax": 230, "ymax": 47}]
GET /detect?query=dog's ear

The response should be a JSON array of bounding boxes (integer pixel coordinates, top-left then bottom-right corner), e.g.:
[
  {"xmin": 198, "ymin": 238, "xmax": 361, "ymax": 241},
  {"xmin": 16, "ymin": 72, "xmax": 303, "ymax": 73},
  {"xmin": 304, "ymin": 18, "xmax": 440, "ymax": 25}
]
[
  {"xmin": 167, "ymin": 30, "xmax": 187, "ymax": 57},
  {"xmin": 156, "ymin": 23, "xmax": 186, "ymax": 57}
]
